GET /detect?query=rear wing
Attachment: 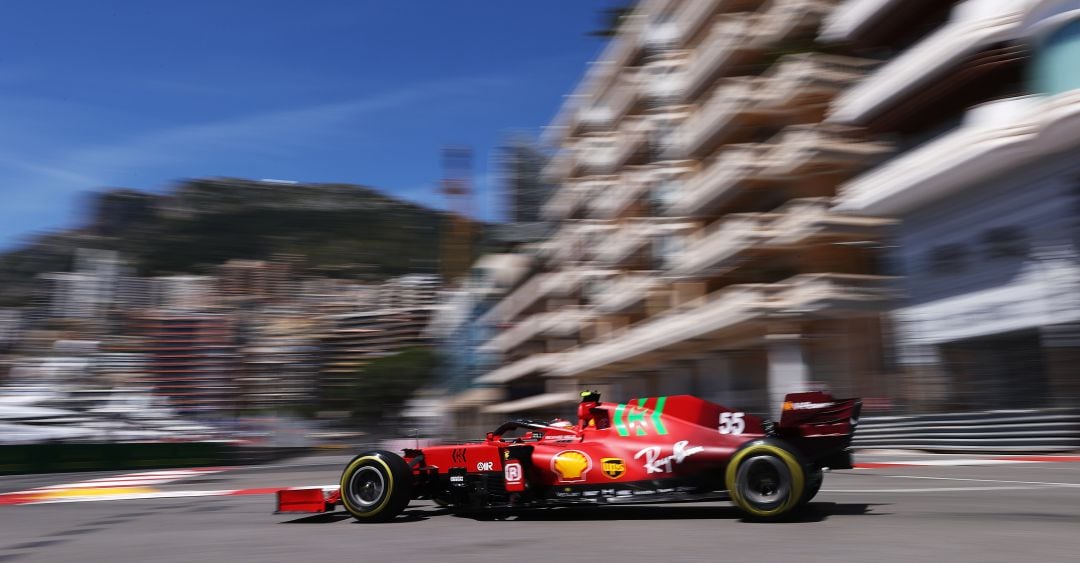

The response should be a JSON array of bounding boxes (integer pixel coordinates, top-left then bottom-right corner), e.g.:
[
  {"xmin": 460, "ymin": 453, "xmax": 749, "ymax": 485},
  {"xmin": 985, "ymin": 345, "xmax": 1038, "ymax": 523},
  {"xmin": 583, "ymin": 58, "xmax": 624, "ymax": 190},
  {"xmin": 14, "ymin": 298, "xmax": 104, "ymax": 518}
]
[{"xmin": 777, "ymin": 392, "xmax": 862, "ymax": 469}]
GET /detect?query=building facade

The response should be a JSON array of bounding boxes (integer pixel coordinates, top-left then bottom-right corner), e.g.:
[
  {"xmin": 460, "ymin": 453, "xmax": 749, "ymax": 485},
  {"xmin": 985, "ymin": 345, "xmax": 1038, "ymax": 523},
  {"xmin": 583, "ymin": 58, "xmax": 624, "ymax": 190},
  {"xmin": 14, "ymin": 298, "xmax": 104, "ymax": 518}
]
[
  {"xmin": 137, "ymin": 312, "xmax": 240, "ymax": 414},
  {"xmin": 830, "ymin": 0, "xmax": 1080, "ymax": 411},
  {"xmin": 471, "ymin": 0, "xmax": 898, "ymax": 423}
]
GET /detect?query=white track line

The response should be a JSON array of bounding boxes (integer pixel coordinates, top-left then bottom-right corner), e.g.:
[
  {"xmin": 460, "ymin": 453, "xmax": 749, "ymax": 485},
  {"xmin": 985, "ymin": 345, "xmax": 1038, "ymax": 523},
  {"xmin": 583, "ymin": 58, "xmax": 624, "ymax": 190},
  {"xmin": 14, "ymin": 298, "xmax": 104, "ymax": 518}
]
[
  {"xmin": 822, "ymin": 486, "xmax": 1066, "ymax": 493},
  {"xmin": 16, "ymin": 468, "xmax": 226, "ymax": 493},
  {"xmin": 870, "ymin": 474, "xmax": 1080, "ymax": 487}
]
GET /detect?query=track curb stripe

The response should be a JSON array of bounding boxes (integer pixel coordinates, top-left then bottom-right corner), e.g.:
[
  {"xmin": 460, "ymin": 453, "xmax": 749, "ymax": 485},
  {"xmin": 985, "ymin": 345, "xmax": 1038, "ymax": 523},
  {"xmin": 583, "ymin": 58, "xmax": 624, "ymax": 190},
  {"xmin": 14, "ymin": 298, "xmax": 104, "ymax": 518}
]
[{"xmin": 0, "ymin": 485, "xmax": 340, "ymax": 506}]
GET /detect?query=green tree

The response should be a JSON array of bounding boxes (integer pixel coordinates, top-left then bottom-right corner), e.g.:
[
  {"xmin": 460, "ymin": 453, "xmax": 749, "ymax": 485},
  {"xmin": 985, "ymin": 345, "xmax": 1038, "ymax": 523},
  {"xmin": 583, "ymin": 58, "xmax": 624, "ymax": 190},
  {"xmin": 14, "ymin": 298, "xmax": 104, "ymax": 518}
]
[{"xmin": 345, "ymin": 348, "xmax": 441, "ymax": 423}]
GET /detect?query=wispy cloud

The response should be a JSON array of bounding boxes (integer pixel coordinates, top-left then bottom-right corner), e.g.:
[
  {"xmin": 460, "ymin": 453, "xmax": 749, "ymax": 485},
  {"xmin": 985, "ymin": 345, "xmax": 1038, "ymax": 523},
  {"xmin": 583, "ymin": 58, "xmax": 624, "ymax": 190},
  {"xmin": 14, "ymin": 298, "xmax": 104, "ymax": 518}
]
[
  {"xmin": 0, "ymin": 72, "xmax": 511, "ymax": 243},
  {"xmin": 63, "ymin": 73, "xmax": 508, "ymax": 178},
  {"xmin": 0, "ymin": 152, "xmax": 96, "ymax": 187}
]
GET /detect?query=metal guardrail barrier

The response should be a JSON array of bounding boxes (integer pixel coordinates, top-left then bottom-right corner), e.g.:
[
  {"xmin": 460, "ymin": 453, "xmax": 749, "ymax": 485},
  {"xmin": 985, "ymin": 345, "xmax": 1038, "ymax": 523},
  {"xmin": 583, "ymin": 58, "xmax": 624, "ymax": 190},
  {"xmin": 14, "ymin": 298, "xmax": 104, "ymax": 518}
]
[{"xmin": 853, "ymin": 409, "xmax": 1080, "ymax": 452}]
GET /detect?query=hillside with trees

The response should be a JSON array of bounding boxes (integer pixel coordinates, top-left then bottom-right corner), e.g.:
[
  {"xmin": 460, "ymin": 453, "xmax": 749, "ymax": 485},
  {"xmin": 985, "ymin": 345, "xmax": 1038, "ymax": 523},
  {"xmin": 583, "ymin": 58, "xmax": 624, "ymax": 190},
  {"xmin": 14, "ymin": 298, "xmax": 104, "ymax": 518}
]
[{"xmin": 0, "ymin": 178, "xmax": 488, "ymax": 306}]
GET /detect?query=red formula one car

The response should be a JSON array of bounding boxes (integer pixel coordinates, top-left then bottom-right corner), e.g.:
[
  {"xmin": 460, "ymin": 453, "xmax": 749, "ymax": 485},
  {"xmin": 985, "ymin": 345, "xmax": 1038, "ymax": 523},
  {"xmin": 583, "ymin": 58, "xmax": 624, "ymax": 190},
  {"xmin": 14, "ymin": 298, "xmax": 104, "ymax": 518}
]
[{"xmin": 277, "ymin": 391, "xmax": 860, "ymax": 521}]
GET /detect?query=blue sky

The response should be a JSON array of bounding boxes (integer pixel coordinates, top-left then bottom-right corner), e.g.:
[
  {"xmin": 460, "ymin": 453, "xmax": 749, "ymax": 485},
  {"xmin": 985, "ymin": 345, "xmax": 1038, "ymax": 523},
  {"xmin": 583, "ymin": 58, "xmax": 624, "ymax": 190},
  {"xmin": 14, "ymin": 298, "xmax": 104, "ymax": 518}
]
[{"xmin": 0, "ymin": 0, "xmax": 623, "ymax": 249}]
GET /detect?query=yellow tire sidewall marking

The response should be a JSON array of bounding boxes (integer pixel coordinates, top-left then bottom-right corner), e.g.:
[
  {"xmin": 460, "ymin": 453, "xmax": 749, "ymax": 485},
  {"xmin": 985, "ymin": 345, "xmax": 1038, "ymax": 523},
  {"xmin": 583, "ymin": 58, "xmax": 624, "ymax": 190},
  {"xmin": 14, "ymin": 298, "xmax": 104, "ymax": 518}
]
[
  {"xmin": 725, "ymin": 443, "xmax": 805, "ymax": 518},
  {"xmin": 340, "ymin": 455, "xmax": 394, "ymax": 518}
]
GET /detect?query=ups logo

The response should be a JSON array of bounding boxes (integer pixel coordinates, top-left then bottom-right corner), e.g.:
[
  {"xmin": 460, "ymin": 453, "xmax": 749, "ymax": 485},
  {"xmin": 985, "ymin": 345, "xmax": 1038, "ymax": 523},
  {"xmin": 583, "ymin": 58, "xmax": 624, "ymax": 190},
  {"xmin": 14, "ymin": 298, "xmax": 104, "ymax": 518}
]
[{"xmin": 601, "ymin": 457, "xmax": 626, "ymax": 479}]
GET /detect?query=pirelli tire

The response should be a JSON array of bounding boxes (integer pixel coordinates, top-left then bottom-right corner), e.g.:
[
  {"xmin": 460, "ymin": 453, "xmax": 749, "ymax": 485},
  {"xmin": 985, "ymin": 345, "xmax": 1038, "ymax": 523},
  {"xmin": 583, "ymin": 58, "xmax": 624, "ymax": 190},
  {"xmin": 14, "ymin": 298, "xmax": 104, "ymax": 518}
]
[
  {"xmin": 799, "ymin": 466, "xmax": 824, "ymax": 507},
  {"xmin": 340, "ymin": 450, "xmax": 413, "ymax": 522},
  {"xmin": 725, "ymin": 439, "xmax": 807, "ymax": 520}
]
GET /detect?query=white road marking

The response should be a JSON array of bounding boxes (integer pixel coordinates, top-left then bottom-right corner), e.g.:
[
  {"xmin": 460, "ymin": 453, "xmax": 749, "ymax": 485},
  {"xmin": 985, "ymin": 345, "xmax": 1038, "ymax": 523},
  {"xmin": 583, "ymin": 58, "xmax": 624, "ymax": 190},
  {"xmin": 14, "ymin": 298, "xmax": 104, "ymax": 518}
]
[
  {"xmin": 31, "ymin": 468, "xmax": 224, "ymax": 490},
  {"xmin": 871, "ymin": 474, "xmax": 1080, "ymax": 487},
  {"xmin": 875, "ymin": 459, "xmax": 1039, "ymax": 466},
  {"xmin": 822, "ymin": 486, "xmax": 1067, "ymax": 493}
]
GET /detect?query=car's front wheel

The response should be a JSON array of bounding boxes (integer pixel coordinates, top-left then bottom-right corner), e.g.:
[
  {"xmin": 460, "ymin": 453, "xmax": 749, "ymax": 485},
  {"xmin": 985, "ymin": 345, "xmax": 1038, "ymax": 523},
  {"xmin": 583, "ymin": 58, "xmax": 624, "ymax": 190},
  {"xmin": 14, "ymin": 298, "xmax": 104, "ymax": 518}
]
[
  {"xmin": 339, "ymin": 450, "xmax": 412, "ymax": 522},
  {"xmin": 725, "ymin": 440, "xmax": 805, "ymax": 520}
]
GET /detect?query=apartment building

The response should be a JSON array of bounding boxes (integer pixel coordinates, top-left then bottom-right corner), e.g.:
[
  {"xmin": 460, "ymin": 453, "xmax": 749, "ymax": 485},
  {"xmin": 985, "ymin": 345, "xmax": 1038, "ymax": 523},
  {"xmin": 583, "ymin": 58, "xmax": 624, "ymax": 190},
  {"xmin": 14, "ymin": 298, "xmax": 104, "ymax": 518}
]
[
  {"xmin": 218, "ymin": 257, "xmax": 298, "ymax": 304},
  {"xmin": 430, "ymin": 254, "xmax": 531, "ymax": 436},
  {"xmin": 318, "ymin": 307, "xmax": 434, "ymax": 411},
  {"xmin": 378, "ymin": 274, "xmax": 441, "ymax": 310},
  {"xmin": 471, "ymin": 0, "xmax": 897, "ymax": 423},
  {"xmin": 137, "ymin": 312, "xmax": 240, "ymax": 414},
  {"xmin": 239, "ymin": 309, "xmax": 319, "ymax": 411},
  {"xmin": 829, "ymin": 0, "xmax": 1080, "ymax": 411},
  {"xmin": 41, "ymin": 249, "xmax": 122, "ymax": 320}
]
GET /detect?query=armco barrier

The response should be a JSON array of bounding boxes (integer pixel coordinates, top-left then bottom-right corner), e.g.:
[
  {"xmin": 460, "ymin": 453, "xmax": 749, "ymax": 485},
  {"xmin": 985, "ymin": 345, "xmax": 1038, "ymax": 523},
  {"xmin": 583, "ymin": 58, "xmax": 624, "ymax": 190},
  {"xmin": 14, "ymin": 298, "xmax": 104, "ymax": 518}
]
[
  {"xmin": 853, "ymin": 409, "xmax": 1080, "ymax": 452},
  {"xmin": 0, "ymin": 443, "xmax": 307, "ymax": 475}
]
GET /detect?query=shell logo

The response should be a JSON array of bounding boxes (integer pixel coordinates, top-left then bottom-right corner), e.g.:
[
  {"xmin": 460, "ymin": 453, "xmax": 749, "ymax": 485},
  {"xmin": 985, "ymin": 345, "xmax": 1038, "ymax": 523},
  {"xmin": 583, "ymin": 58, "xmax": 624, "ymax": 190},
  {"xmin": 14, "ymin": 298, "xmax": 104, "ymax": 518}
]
[{"xmin": 551, "ymin": 450, "xmax": 592, "ymax": 483}]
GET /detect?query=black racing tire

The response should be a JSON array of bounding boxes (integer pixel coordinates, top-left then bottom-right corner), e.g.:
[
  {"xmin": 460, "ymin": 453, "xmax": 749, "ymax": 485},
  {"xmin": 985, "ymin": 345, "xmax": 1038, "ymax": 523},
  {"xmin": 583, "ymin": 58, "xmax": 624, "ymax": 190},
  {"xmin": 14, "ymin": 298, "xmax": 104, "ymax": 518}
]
[
  {"xmin": 725, "ymin": 439, "xmax": 806, "ymax": 520},
  {"xmin": 799, "ymin": 467, "xmax": 824, "ymax": 507},
  {"xmin": 339, "ymin": 450, "xmax": 413, "ymax": 522}
]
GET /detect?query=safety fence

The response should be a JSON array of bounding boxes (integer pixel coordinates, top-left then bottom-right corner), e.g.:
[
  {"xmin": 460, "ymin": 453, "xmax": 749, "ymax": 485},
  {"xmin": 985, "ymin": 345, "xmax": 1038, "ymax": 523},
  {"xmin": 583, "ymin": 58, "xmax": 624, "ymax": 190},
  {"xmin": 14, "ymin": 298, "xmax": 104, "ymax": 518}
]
[{"xmin": 853, "ymin": 409, "xmax": 1080, "ymax": 452}]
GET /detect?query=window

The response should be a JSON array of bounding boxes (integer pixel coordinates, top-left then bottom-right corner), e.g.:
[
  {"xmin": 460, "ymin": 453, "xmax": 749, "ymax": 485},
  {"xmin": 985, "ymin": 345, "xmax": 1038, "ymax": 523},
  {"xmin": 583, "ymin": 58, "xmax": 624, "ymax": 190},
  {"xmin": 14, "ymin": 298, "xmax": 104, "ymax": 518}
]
[
  {"xmin": 652, "ymin": 175, "xmax": 680, "ymax": 208},
  {"xmin": 981, "ymin": 226, "xmax": 1029, "ymax": 259},
  {"xmin": 927, "ymin": 244, "xmax": 968, "ymax": 274},
  {"xmin": 653, "ymin": 232, "xmax": 684, "ymax": 267},
  {"xmin": 1032, "ymin": 18, "xmax": 1080, "ymax": 95}
]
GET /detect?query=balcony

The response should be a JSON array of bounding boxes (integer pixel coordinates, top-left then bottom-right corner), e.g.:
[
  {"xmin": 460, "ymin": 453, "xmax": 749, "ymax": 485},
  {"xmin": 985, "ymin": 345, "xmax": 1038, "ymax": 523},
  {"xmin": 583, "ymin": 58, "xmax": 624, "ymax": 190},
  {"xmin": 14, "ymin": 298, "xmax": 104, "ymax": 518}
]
[
  {"xmin": 819, "ymin": 0, "xmax": 905, "ymax": 43},
  {"xmin": 553, "ymin": 283, "xmax": 775, "ymax": 377},
  {"xmin": 575, "ymin": 104, "xmax": 614, "ymax": 133},
  {"xmin": 642, "ymin": 20, "xmax": 681, "ymax": 53},
  {"xmin": 540, "ymin": 146, "xmax": 575, "ymax": 184},
  {"xmin": 669, "ymin": 143, "xmax": 768, "ymax": 216},
  {"xmin": 611, "ymin": 118, "xmax": 652, "ymax": 169},
  {"xmin": 481, "ymin": 391, "xmax": 580, "ymax": 414},
  {"xmin": 767, "ymin": 198, "xmax": 894, "ymax": 247},
  {"xmin": 580, "ymin": 135, "xmax": 618, "ymax": 176},
  {"xmin": 479, "ymin": 269, "xmax": 582, "ymax": 326},
  {"xmin": 678, "ymin": 78, "xmax": 766, "ymax": 157},
  {"xmin": 547, "ymin": 222, "xmax": 597, "ymax": 265},
  {"xmin": 578, "ymin": 222, "xmax": 620, "ymax": 262},
  {"xmin": 475, "ymin": 353, "xmax": 559, "ymax": 385},
  {"xmin": 834, "ymin": 93, "xmax": 1080, "ymax": 216},
  {"xmin": 604, "ymin": 70, "xmax": 643, "ymax": 123},
  {"xmin": 668, "ymin": 213, "xmax": 774, "ymax": 278},
  {"xmin": 829, "ymin": 0, "xmax": 1035, "ymax": 125},
  {"xmin": 650, "ymin": 161, "xmax": 696, "ymax": 213},
  {"xmin": 553, "ymin": 272, "xmax": 894, "ymax": 378},
  {"xmin": 481, "ymin": 307, "xmax": 594, "ymax": 354},
  {"xmin": 541, "ymin": 180, "xmax": 589, "ymax": 221},
  {"xmin": 588, "ymin": 167, "xmax": 652, "ymax": 219},
  {"xmin": 773, "ymin": 273, "xmax": 896, "ymax": 315},
  {"xmin": 672, "ymin": 0, "xmax": 720, "ymax": 47},
  {"xmin": 481, "ymin": 312, "xmax": 549, "ymax": 353},
  {"xmin": 756, "ymin": 124, "xmax": 891, "ymax": 179},
  {"xmin": 751, "ymin": 0, "xmax": 835, "ymax": 47},
  {"xmin": 755, "ymin": 53, "xmax": 877, "ymax": 116},
  {"xmin": 642, "ymin": 54, "xmax": 688, "ymax": 106},
  {"xmin": 593, "ymin": 273, "xmax": 660, "ymax": 313},
  {"xmin": 611, "ymin": 14, "xmax": 646, "ymax": 69},
  {"xmin": 596, "ymin": 221, "xmax": 655, "ymax": 266},
  {"xmin": 682, "ymin": 15, "xmax": 760, "ymax": 101}
]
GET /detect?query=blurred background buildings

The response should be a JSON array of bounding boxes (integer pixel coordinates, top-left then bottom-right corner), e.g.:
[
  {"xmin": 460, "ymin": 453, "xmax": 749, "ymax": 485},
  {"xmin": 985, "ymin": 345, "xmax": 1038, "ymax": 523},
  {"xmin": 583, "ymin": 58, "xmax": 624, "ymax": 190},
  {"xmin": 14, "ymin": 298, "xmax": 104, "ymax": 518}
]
[
  {"xmin": 444, "ymin": 0, "xmax": 1080, "ymax": 437},
  {"xmin": 1, "ymin": 0, "xmax": 1079, "ymax": 449}
]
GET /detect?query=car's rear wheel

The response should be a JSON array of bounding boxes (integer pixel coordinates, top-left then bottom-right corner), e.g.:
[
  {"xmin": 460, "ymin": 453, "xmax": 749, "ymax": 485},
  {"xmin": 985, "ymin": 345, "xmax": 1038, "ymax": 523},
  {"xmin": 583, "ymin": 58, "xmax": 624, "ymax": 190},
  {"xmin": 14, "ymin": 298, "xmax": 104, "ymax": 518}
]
[
  {"xmin": 725, "ymin": 440, "xmax": 805, "ymax": 520},
  {"xmin": 799, "ymin": 467, "xmax": 823, "ymax": 507},
  {"xmin": 340, "ymin": 450, "xmax": 412, "ymax": 522}
]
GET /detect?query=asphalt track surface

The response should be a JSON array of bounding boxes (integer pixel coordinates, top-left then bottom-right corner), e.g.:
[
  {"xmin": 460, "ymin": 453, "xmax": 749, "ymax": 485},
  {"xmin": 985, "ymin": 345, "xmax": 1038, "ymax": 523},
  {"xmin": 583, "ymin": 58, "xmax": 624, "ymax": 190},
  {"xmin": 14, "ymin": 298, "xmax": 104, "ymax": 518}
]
[{"xmin": 2, "ymin": 452, "xmax": 1079, "ymax": 562}]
